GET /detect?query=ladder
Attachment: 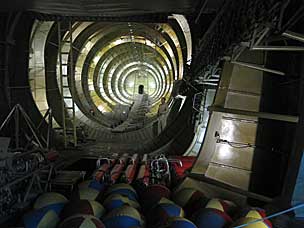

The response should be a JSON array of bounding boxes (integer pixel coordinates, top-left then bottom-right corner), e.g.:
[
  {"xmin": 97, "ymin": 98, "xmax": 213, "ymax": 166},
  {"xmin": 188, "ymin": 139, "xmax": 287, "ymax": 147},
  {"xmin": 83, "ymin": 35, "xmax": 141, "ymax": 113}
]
[{"xmin": 57, "ymin": 21, "xmax": 77, "ymax": 148}]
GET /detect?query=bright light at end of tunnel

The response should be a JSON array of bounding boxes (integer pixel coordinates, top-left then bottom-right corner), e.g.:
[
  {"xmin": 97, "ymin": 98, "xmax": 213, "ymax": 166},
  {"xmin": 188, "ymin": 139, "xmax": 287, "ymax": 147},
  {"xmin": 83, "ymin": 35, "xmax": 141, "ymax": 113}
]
[
  {"xmin": 149, "ymin": 82, "xmax": 156, "ymax": 89},
  {"xmin": 128, "ymin": 81, "xmax": 135, "ymax": 87}
]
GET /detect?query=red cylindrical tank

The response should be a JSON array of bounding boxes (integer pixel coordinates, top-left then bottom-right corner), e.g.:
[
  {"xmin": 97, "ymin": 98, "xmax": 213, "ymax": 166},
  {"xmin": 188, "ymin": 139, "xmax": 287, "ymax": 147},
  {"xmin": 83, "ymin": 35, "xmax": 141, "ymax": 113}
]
[
  {"xmin": 125, "ymin": 154, "xmax": 139, "ymax": 184},
  {"xmin": 110, "ymin": 153, "xmax": 129, "ymax": 183}
]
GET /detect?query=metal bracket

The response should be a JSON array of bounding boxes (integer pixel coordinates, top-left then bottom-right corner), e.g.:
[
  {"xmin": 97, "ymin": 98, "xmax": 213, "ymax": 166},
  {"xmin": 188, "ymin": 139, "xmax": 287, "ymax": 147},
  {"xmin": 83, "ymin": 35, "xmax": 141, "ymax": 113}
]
[{"xmin": 231, "ymin": 61, "xmax": 285, "ymax": 76}]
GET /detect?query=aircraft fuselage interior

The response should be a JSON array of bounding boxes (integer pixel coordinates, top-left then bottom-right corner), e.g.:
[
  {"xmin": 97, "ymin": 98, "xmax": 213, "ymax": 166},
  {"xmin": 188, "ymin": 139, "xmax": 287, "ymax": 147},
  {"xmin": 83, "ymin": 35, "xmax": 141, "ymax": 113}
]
[{"xmin": 1, "ymin": 1, "xmax": 304, "ymax": 227}]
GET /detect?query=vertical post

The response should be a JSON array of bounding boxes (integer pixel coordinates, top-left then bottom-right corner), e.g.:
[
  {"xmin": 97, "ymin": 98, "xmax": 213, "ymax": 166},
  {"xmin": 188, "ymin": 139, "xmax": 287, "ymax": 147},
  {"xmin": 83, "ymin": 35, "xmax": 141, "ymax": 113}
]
[
  {"xmin": 69, "ymin": 21, "xmax": 77, "ymax": 147},
  {"xmin": 47, "ymin": 109, "xmax": 53, "ymax": 150},
  {"xmin": 4, "ymin": 41, "xmax": 11, "ymax": 108},
  {"xmin": 15, "ymin": 106, "xmax": 19, "ymax": 149},
  {"xmin": 57, "ymin": 22, "xmax": 67, "ymax": 148}
]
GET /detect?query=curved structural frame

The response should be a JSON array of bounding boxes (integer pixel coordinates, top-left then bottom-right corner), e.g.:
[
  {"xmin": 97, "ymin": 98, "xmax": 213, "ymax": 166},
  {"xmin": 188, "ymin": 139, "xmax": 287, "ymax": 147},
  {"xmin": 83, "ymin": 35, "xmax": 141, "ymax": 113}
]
[{"xmin": 29, "ymin": 17, "xmax": 191, "ymax": 132}]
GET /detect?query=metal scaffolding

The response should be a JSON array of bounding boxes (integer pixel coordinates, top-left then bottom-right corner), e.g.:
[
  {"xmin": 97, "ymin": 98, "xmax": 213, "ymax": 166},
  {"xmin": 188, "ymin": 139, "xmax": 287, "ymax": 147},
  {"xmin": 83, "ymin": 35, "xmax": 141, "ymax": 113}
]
[{"xmin": 57, "ymin": 22, "xmax": 77, "ymax": 148}]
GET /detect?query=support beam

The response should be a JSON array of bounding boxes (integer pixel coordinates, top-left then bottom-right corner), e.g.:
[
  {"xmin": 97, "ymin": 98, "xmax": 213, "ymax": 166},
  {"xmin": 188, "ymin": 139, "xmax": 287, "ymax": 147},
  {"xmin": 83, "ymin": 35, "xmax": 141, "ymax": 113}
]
[
  {"xmin": 182, "ymin": 78, "xmax": 199, "ymax": 91},
  {"xmin": 232, "ymin": 46, "xmax": 246, "ymax": 61},
  {"xmin": 208, "ymin": 106, "xmax": 299, "ymax": 123},
  {"xmin": 253, "ymin": 27, "xmax": 270, "ymax": 47},
  {"xmin": 200, "ymin": 79, "xmax": 220, "ymax": 82},
  {"xmin": 23, "ymin": 175, "xmax": 36, "ymax": 202},
  {"xmin": 0, "ymin": 106, "xmax": 17, "ymax": 132},
  {"xmin": 281, "ymin": 5, "xmax": 304, "ymax": 32},
  {"xmin": 231, "ymin": 61, "xmax": 285, "ymax": 76},
  {"xmin": 47, "ymin": 109, "xmax": 53, "ymax": 150},
  {"xmin": 14, "ymin": 108, "xmax": 19, "ymax": 149},
  {"xmin": 195, "ymin": 0, "xmax": 209, "ymax": 24},
  {"xmin": 282, "ymin": 30, "xmax": 304, "ymax": 43},
  {"xmin": 199, "ymin": 82, "xmax": 218, "ymax": 86},
  {"xmin": 211, "ymin": 74, "xmax": 220, "ymax": 78},
  {"xmin": 19, "ymin": 106, "xmax": 44, "ymax": 148},
  {"xmin": 252, "ymin": 46, "xmax": 304, "ymax": 51}
]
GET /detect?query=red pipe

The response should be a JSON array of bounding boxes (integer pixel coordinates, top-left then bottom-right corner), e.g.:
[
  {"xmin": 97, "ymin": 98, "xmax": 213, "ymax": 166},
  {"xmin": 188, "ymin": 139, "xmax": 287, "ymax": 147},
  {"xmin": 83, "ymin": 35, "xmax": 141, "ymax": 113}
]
[
  {"xmin": 124, "ymin": 154, "xmax": 139, "ymax": 184},
  {"xmin": 94, "ymin": 159, "xmax": 115, "ymax": 182},
  {"xmin": 136, "ymin": 154, "xmax": 150, "ymax": 185},
  {"xmin": 110, "ymin": 153, "xmax": 129, "ymax": 184}
]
